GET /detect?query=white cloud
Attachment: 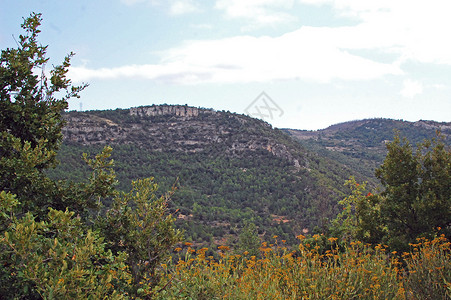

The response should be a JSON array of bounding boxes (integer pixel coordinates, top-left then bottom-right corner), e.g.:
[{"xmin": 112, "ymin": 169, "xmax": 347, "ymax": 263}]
[
  {"xmin": 430, "ymin": 84, "xmax": 447, "ymax": 90},
  {"xmin": 400, "ymin": 79, "xmax": 423, "ymax": 98},
  {"xmin": 72, "ymin": 0, "xmax": 451, "ymax": 86},
  {"xmin": 298, "ymin": 0, "xmax": 451, "ymax": 65},
  {"xmin": 120, "ymin": 0, "xmax": 201, "ymax": 15},
  {"xmin": 69, "ymin": 26, "xmax": 401, "ymax": 84},
  {"xmin": 190, "ymin": 23, "xmax": 213, "ymax": 30},
  {"xmin": 215, "ymin": 0, "xmax": 296, "ymax": 28},
  {"xmin": 169, "ymin": 0, "xmax": 201, "ymax": 15}
]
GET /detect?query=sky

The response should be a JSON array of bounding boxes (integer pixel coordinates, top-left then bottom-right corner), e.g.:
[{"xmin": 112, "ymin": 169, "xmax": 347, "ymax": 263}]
[{"xmin": 1, "ymin": 0, "xmax": 451, "ymax": 130}]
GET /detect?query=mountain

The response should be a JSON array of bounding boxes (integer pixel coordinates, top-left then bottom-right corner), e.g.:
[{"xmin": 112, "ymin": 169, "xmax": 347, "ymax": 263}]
[
  {"xmin": 49, "ymin": 105, "xmax": 360, "ymax": 246},
  {"xmin": 284, "ymin": 119, "xmax": 451, "ymax": 185},
  {"xmin": 48, "ymin": 106, "xmax": 449, "ymax": 247}
]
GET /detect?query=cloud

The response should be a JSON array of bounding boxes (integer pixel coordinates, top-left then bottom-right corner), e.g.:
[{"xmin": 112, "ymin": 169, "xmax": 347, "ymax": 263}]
[
  {"xmin": 298, "ymin": 0, "xmax": 451, "ymax": 65},
  {"xmin": 215, "ymin": 0, "xmax": 296, "ymax": 28},
  {"xmin": 400, "ymin": 79, "xmax": 423, "ymax": 98},
  {"xmin": 71, "ymin": 1, "xmax": 451, "ymax": 85},
  {"xmin": 120, "ymin": 0, "xmax": 201, "ymax": 15},
  {"xmin": 69, "ymin": 26, "xmax": 401, "ymax": 84},
  {"xmin": 169, "ymin": 0, "xmax": 202, "ymax": 15}
]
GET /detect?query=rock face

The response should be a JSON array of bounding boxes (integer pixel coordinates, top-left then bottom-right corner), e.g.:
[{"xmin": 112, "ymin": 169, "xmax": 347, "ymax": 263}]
[
  {"xmin": 413, "ymin": 120, "xmax": 451, "ymax": 132},
  {"xmin": 129, "ymin": 105, "xmax": 205, "ymax": 118},
  {"xmin": 62, "ymin": 105, "xmax": 304, "ymax": 169}
]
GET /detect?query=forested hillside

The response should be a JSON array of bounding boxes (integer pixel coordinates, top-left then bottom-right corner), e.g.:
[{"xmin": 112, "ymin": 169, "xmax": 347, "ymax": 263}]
[
  {"xmin": 2, "ymin": 14, "xmax": 449, "ymax": 299},
  {"xmin": 48, "ymin": 105, "xmax": 367, "ymax": 246},
  {"xmin": 48, "ymin": 107, "xmax": 450, "ymax": 247},
  {"xmin": 285, "ymin": 119, "xmax": 451, "ymax": 182}
]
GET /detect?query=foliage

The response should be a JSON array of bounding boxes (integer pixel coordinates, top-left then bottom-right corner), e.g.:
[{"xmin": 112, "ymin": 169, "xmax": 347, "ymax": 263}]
[
  {"xmin": 331, "ymin": 177, "xmax": 385, "ymax": 244},
  {"xmin": 49, "ymin": 109, "xmax": 360, "ymax": 246},
  {"xmin": 332, "ymin": 177, "xmax": 366, "ymax": 243},
  {"xmin": 288, "ymin": 118, "xmax": 450, "ymax": 184},
  {"xmin": 402, "ymin": 234, "xmax": 451, "ymax": 300},
  {"xmin": 97, "ymin": 178, "xmax": 183, "ymax": 298},
  {"xmin": 332, "ymin": 133, "xmax": 450, "ymax": 252},
  {"xmin": 156, "ymin": 235, "xmax": 450, "ymax": 299},
  {"xmin": 375, "ymin": 133, "xmax": 450, "ymax": 251},
  {"xmin": 0, "ymin": 12, "xmax": 87, "ymax": 219},
  {"xmin": 0, "ymin": 191, "xmax": 130, "ymax": 299},
  {"xmin": 236, "ymin": 222, "xmax": 261, "ymax": 257},
  {"xmin": 0, "ymin": 163, "xmax": 181, "ymax": 299},
  {"xmin": 0, "ymin": 13, "xmax": 182, "ymax": 299},
  {"xmin": 3, "ymin": 12, "xmax": 449, "ymax": 300}
]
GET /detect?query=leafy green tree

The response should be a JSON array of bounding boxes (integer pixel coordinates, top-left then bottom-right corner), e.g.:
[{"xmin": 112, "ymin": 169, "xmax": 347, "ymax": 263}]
[
  {"xmin": 0, "ymin": 13, "xmax": 182, "ymax": 298},
  {"xmin": 333, "ymin": 133, "xmax": 450, "ymax": 251},
  {"xmin": 97, "ymin": 178, "xmax": 182, "ymax": 298},
  {"xmin": 237, "ymin": 222, "xmax": 261, "ymax": 257},
  {"xmin": 331, "ymin": 177, "xmax": 363, "ymax": 243},
  {"xmin": 0, "ymin": 13, "xmax": 84, "ymax": 157},
  {"xmin": 0, "ymin": 144, "xmax": 120, "ymax": 299},
  {"xmin": 375, "ymin": 133, "xmax": 450, "ymax": 251},
  {"xmin": 0, "ymin": 12, "xmax": 92, "ymax": 218},
  {"xmin": 0, "ymin": 191, "xmax": 130, "ymax": 299},
  {"xmin": 331, "ymin": 177, "xmax": 385, "ymax": 244}
]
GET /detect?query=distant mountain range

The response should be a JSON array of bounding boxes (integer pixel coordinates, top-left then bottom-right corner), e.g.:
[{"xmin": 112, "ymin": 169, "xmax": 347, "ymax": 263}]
[
  {"xmin": 285, "ymin": 118, "xmax": 450, "ymax": 185},
  {"xmin": 48, "ymin": 105, "xmax": 450, "ymax": 246}
]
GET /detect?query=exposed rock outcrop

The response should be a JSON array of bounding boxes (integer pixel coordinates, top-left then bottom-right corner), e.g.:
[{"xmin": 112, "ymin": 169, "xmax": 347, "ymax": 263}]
[
  {"xmin": 62, "ymin": 105, "xmax": 305, "ymax": 169},
  {"xmin": 130, "ymin": 105, "xmax": 206, "ymax": 118}
]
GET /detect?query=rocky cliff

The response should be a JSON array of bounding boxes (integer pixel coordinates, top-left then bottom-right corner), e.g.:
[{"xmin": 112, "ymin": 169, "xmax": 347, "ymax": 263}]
[
  {"xmin": 129, "ymin": 105, "xmax": 206, "ymax": 118},
  {"xmin": 62, "ymin": 105, "xmax": 302, "ymax": 169}
]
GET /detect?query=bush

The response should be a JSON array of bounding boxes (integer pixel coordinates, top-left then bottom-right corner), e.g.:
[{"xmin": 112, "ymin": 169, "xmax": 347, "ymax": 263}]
[{"xmin": 402, "ymin": 235, "xmax": 451, "ymax": 300}]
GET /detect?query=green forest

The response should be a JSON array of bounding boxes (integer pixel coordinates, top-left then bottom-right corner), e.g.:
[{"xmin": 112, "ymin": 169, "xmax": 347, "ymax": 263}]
[
  {"xmin": 48, "ymin": 99, "xmax": 373, "ymax": 246},
  {"xmin": 1, "ymin": 13, "xmax": 450, "ymax": 299}
]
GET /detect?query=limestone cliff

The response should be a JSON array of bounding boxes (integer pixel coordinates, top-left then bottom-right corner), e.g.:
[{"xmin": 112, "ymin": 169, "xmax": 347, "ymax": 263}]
[{"xmin": 62, "ymin": 105, "xmax": 304, "ymax": 169}]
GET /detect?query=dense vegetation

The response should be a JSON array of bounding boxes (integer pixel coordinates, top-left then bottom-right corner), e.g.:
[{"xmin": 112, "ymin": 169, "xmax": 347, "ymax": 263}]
[
  {"xmin": 0, "ymin": 14, "xmax": 181, "ymax": 299},
  {"xmin": 155, "ymin": 235, "xmax": 450, "ymax": 299},
  {"xmin": 286, "ymin": 119, "xmax": 450, "ymax": 182},
  {"xmin": 50, "ymin": 141, "xmax": 349, "ymax": 247},
  {"xmin": 1, "ymin": 13, "xmax": 450, "ymax": 299},
  {"xmin": 51, "ymin": 108, "xmax": 450, "ymax": 249},
  {"xmin": 48, "ymin": 106, "xmax": 369, "ymax": 246}
]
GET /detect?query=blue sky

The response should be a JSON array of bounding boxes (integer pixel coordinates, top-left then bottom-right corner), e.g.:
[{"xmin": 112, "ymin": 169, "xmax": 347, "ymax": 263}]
[{"xmin": 1, "ymin": 0, "xmax": 450, "ymax": 130}]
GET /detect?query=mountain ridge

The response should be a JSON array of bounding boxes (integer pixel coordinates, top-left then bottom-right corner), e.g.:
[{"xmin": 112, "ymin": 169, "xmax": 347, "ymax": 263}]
[
  {"xmin": 284, "ymin": 117, "xmax": 450, "ymax": 183},
  {"xmin": 62, "ymin": 105, "xmax": 305, "ymax": 170},
  {"xmin": 293, "ymin": 118, "xmax": 451, "ymax": 134},
  {"xmin": 50, "ymin": 105, "xmax": 448, "ymax": 246}
]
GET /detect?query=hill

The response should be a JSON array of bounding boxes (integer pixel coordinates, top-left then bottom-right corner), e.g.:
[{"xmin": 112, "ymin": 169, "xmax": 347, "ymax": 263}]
[
  {"xmin": 284, "ymin": 118, "xmax": 451, "ymax": 183},
  {"xmin": 49, "ymin": 107, "xmax": 449, "ymax": 246},
  {"xmin": 49, "ymin": 105, "xmax": 361, "ymax": 246}
]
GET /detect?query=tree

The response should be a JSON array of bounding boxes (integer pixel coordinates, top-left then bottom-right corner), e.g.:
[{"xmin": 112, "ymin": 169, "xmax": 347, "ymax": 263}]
[
  {"xmin": 0, "ymin": 142, "xmax": 127, "ymax": 299},
  {"xmin": 97, "ymin": 178, "xmax": 183, "ymax": 298},
  {"xmin": 0, "ymin": 13, "xmax": 182, "ymax": 298},
  {"xmin": 0, "ymin": 191, "xmax": 130, "ymax": 299},
  {"xmin": 237, "ymin": 222, "xmax": 261, "ymax": 257},
  {"xmin": 0, "ymin": 12, "xmax": 92, "ymax": 218},
  {"xmin": 375, "ymin": 132, "xmax": 450, "ymax": 251},
  {"xmin": 332, "ymin": 133, "xmax": 450, "ymax": 252},
  {"xmin": 331, "ymin": 177, "xmax": 385, "ymax": 245}
]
